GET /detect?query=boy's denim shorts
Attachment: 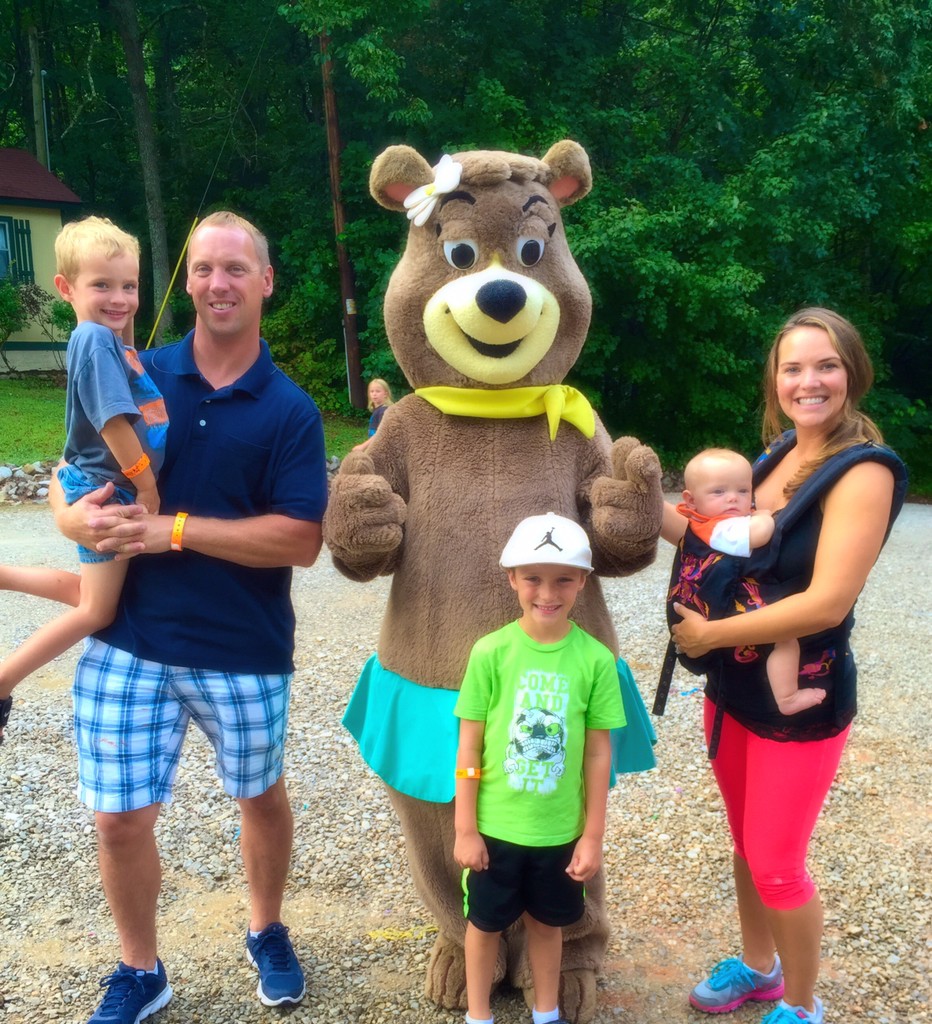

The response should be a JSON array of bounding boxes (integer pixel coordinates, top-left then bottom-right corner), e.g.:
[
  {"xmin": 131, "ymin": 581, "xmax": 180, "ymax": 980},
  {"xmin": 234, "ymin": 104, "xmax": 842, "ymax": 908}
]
[
  {"xmin": 73, "ymin": 637, "xmax": 292, "ymax": 812},
  {"xmin": 57, "ymin": 464, "xmax": 135, "ymax": 564}
]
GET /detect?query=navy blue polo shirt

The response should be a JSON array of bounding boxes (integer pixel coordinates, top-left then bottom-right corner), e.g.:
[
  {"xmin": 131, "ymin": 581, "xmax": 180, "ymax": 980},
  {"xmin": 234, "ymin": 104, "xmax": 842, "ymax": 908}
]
[{"xmin": 96, "ymin": 332, "xmax": 328, "ymax": 674}]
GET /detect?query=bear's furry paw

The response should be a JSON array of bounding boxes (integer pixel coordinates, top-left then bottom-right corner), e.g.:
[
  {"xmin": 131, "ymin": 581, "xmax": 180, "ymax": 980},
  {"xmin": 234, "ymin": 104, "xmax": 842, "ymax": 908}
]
[
  {"xmin": 323, "ymin": 457, "xmax": 407, "ymax": 574},
  {"xmin": 424, "ymin": 934, "xmax": 468, "ymax": 1009},
  {"xmin": 522, "ymin": 967, "xmax": 598, "ymax": 1024},
  {"xmin": 424, "ymin": 933, "xmax": 506, "ymax": 1010},
  {"xmin": 590, "ymin": 435, "xmax": 663, "ymax": 573}
]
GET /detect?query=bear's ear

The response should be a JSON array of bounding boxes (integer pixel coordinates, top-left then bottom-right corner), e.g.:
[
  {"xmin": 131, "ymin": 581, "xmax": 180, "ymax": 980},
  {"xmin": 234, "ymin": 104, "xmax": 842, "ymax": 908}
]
[
  {"xmin": 370, "ymin": 145, "xmax": 435, "ymax": 211},
  {"xmin": 541, "ymin": 140, "xmax": 592, "ymax": 207}
]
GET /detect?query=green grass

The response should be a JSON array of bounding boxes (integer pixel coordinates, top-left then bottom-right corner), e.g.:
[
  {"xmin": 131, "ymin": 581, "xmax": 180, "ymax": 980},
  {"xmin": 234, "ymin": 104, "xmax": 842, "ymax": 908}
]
[
  {"xmin": 0, "ymin": 376, "xmax": 368, "ymax": 464},
  {"xmin": 0, "ymin": 377, "xmax": 67, "ymax": 464},
  {"xmin": 323, "ymin": 411, "xmax": 369, "ymax": 459}
]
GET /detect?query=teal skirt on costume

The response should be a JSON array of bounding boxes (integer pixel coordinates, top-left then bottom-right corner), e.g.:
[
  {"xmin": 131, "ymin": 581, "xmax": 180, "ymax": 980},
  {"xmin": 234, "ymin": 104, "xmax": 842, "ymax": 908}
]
[{"xmin": 342, "ymin": 653, "xmax": 657, "ymax": 804}]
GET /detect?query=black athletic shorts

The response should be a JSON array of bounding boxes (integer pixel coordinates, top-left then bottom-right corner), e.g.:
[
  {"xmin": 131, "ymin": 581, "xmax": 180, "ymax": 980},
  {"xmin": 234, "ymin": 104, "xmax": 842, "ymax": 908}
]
[{"xmin": 462, "ymin": 834, "xmax": 585, "ymax": 932}]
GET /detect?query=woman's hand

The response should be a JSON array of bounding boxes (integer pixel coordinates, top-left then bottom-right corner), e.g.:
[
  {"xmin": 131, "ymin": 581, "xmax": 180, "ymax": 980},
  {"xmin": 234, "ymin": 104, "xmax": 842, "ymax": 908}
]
[{"xmin": 671, "ymin": 603, "xmax": 715, "ymax": 658}]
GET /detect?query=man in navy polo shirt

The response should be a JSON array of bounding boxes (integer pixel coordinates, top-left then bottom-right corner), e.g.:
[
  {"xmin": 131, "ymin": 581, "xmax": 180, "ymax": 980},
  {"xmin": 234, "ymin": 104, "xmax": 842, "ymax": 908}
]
[{"xmin": 52, "ymin": 211, "xmax": 327, "ymax": 1024}]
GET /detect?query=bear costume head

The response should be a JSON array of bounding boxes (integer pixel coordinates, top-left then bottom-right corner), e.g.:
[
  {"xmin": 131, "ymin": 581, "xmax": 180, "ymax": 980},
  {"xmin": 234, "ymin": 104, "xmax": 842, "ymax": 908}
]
[{"xmin": 370, "ymin": 141, "xmax": 593, "ymax": 389}]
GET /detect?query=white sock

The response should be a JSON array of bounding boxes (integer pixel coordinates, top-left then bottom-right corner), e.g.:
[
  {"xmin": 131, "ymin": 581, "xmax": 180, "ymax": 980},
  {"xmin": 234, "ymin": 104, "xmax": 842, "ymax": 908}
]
[
  {"xmin": 532, "ymin": 1008, "xmax": 561, "ymax": 1024},
  {"xmin": 124, "ymin": 964, "xmax": 160, "ymax": 976},
  {"xmin": 465, "ymin": 1015, "xmax": 493, "ymax": 1024}
]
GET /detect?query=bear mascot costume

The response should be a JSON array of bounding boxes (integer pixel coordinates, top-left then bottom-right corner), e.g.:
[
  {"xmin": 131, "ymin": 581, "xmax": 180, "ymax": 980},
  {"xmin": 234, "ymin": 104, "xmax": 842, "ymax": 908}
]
[{"xmin": 323, "ymin": 141, "xmax": 663, "ymax": 1022}]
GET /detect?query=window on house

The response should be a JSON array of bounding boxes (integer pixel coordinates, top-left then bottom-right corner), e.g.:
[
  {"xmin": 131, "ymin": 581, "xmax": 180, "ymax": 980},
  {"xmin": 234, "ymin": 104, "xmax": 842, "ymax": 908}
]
[
  {"xmin": 0, "ymin": 219, "xmax": 10, "ymax": 279},
  {"xmin": 0, "ymin": 216, "xmax": 34, "ymax": 284}
]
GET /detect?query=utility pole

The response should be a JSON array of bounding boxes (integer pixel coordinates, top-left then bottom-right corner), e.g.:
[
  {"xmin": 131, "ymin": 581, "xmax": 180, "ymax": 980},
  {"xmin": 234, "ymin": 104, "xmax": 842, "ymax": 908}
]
[
  {"xmin": 320, "ymin": 31, "xmax": 365, "ymax": 409},
  {"xmin": 40, "ymin": 72, "xmax": 51, "ymax": 169},
  {"xmin": 27, "ymin": 24, "xmax": 48, "ymax": 169}
]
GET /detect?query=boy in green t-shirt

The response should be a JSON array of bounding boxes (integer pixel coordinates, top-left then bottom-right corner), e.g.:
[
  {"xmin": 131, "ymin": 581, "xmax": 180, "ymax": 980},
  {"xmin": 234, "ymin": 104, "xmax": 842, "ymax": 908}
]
[{"xmin": 453, "ymin": 512, "xmax": 626, "ymax": 1024}]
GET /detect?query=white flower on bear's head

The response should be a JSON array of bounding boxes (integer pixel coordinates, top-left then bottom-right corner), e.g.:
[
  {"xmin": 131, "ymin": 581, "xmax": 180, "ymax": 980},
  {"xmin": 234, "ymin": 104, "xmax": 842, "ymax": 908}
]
[{"xmin": 404, "ymin": 155, "xmax": 463, "ymax": 227}]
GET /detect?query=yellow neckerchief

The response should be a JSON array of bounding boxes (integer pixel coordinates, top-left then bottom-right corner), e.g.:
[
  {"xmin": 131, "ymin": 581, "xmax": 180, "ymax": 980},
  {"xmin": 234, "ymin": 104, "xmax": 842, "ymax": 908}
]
[{"xmin": 414, "ymin": 385, "xmax": 596, "ymax": 440}]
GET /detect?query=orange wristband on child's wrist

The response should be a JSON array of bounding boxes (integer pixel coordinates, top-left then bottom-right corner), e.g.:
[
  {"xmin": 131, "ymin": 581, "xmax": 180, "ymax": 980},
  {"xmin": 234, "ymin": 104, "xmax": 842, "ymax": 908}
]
[
  {"xmin": 122, "ymin": 452, "xmax": 150, "ymax": 479},
  {"xmin": 170, "ymin": 512, "xmax": 188, "ymax": 552}
]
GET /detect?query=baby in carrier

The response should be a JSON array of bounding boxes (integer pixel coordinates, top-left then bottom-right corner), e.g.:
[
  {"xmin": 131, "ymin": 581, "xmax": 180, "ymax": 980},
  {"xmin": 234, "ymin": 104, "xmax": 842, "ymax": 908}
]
[{"xmin": 662, "ymin": 448, "xmax": 826, "ymax": 715}]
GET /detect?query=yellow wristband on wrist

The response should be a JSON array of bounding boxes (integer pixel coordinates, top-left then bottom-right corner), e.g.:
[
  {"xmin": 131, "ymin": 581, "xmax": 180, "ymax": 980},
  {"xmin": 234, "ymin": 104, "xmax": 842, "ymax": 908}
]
[
  {"xmin": 122, "ymin": 452, "xmax": 150, "ymax": 479},
  {"xmin": 170, "ymin": 512, "xmax": 188, "ymax": 552},
  {"xmin": 455, "ymin": 767, "xmax": 481, "ymax": 779}
]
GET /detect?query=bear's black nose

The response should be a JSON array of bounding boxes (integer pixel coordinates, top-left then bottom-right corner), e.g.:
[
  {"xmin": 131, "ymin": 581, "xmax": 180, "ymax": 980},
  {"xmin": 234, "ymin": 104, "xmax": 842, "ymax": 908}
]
[{"xmin": 476, "ymin": 280, "xmax": 526, "ymax": 323}]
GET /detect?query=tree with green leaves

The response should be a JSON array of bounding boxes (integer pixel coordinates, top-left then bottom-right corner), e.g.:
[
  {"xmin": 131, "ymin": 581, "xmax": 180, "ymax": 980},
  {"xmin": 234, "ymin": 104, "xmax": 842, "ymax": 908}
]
[{"xmin": 2, "ymin": 0, "xmax": 928, "ymax": 484}]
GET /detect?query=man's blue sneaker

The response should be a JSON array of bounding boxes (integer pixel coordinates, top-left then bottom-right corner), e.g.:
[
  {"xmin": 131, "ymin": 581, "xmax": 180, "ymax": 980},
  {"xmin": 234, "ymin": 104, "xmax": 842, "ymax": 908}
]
[
  {"xmin": 245, "ymin": 922, "xmax": 306, "ymax": 1006},
  {"xmin": 690, "ymin": 954, "xmax": 784, "ymax": 1013},
  {"xmin": 761, "ymin": 997, "xmax": 824, "ymax": 1024},
  {"xmin": 88, "ymin": 959, "xmax": 172, "ymax": 1023}
]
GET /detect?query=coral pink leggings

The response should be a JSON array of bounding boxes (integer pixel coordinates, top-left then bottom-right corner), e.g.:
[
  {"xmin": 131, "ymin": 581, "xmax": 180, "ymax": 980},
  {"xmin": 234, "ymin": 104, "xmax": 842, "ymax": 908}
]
[{"xmin": 705, "ymin": 698, "xmax": 850, "ymax": 910}]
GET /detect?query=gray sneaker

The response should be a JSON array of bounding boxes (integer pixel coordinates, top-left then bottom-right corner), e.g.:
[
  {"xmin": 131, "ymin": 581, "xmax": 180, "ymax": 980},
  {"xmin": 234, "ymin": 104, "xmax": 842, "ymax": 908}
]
[{"xmin": 689, "ymin": 954, "xmax": 784, "ymax": 1013}]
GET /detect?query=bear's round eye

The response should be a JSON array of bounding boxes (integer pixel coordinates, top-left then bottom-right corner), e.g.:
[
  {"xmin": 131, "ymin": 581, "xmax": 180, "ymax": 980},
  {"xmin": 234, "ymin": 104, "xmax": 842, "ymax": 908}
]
[
  {"xmin": 443, "ymin": 240, "xmax": 478, "ymax": 270},
  {"xmin": 517, "ymin": 236, "xmax": 545, "ymax": 267}
]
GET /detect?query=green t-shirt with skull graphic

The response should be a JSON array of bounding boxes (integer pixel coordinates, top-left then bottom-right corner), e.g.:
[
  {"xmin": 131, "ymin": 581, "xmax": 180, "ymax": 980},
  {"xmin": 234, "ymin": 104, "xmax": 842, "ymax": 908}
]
[{"xmin": 454, "ymin": 620, "xmax": 625, "ymax": 846}]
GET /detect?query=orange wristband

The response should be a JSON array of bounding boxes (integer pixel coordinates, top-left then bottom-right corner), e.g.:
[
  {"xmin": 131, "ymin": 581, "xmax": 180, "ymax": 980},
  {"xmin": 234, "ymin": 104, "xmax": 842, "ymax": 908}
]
[
  {"xmin": 170, "ymin": 512, "xmax": 188, "ymax": 552},
  {"xmin": 455, "ymin": 767, "xmax": 481, "ymax": 779},
  {"xmin": 122, "ymin": 452, "xmax": 150, "ymax": 479}
]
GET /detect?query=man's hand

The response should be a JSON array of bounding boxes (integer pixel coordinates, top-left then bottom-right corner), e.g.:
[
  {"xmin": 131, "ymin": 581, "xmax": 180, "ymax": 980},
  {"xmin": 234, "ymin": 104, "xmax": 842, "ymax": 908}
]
[
  {"xmin": 93, "ymin": 513, "xmax": 175, "ymax": 560},
  {"xmin": 52, "ymin": 480, "xmax": 147, "ymax": 554}
]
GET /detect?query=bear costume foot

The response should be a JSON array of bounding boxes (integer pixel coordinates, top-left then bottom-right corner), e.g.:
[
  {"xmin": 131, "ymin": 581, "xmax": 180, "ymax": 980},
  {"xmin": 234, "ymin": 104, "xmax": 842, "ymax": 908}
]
[
  {"xmin": 425, "ymin": 933, "xmax": 467, "ymax": 1009},
  {"xmin": 522, "ymin": 967, "xmax": 598, "ymax": 1024},
  {"xmin": 425, "ymin": 932, "xmax": 506, "ymax": 1010}
]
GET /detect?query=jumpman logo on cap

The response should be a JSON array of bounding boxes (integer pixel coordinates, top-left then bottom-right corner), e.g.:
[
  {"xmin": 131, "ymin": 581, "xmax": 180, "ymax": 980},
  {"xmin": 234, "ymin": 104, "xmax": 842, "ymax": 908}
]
[{"xmin": 534, "ymin": 528, "xmax": 563, "ymax": 552}]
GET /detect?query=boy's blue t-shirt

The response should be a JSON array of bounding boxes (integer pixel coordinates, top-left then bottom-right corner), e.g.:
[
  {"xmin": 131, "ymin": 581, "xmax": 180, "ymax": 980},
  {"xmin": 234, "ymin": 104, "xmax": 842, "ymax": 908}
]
[{"xmin": 63, "ymin": 321, "xmax": 168, "ymax": 487}]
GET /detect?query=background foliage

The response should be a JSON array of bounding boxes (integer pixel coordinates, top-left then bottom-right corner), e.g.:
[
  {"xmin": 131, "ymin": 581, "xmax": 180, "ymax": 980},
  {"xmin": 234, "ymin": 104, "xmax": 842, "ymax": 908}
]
[{"xmin": 2, "ymin": 0, "xmax": 929, "ymax": 486}]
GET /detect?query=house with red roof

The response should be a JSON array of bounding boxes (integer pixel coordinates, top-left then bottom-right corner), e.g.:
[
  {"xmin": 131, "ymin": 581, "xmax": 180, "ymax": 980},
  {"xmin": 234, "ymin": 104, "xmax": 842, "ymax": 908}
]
[{"xmin": 1, "ymin": 147, "xmax": 81, "ymax": 367}]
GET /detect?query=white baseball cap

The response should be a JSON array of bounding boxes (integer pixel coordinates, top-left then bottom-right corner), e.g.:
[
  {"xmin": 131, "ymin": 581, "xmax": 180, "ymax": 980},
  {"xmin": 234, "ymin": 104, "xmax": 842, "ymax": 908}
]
[{"xmin": 500, "ymin": 512, "xmax": 593, "ymax": 572}]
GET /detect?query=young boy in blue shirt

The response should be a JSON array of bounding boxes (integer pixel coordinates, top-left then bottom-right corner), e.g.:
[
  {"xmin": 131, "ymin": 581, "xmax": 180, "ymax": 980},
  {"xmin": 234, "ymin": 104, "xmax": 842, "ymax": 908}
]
[
  {"xmin": 0, "ymin": 217, "xmax": 167, "ymax": 738},
  {"xmin": 454, "ymin": 512, "xmax": 626, "ymax": 1024}
]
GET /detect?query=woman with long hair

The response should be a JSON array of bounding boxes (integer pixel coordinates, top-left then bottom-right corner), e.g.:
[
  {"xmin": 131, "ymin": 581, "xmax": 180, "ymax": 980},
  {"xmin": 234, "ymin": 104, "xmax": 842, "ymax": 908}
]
[{"xmin": 672, "ymin": 308, "xmax": 908, "ymax": 1024}]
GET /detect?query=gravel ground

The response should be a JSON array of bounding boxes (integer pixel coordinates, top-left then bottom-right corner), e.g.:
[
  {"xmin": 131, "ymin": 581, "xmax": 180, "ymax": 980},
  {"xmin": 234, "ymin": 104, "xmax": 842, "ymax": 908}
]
[{"xmin": 0, "ymin": 501, "xmax": 929, "ymax": 1024}]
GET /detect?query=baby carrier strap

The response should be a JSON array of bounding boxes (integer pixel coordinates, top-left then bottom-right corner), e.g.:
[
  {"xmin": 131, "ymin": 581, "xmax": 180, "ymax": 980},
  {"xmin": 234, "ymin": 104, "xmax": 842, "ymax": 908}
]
[
  {"xmin": 652, "ymin": 640, "xmax": 680, "ymax": 717},
  {"xmin": 753, "ymin": 431, "xmax": 908, "ymax": 543}
]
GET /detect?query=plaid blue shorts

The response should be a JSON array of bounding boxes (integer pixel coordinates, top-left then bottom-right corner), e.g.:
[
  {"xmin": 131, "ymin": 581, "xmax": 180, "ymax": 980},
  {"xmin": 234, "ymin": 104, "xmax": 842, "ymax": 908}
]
[{"xmin": 73, "ymin": 637, "xmax": 292, "ymax": 812}]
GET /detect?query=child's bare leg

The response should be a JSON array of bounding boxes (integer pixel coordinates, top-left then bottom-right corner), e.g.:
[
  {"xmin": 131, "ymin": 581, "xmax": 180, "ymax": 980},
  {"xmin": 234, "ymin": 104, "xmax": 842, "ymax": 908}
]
[
  {"xmin": 523, "ymin": 912, "xmax": 563, "ymax": 1014},
  {"xmin": 464, "ymin": 921, "xmax": 502, "ymax": 1021},
  {"xmin": 0, "ymin": 564, "xmax": 82, "ymax": 606},
  {"xmin": 0, "ymin": 559, "xmax": 127, "ymax": 695},
  {"xmin": 768, "ymin": 638, "xmax": 826, "ymax": 715}
]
